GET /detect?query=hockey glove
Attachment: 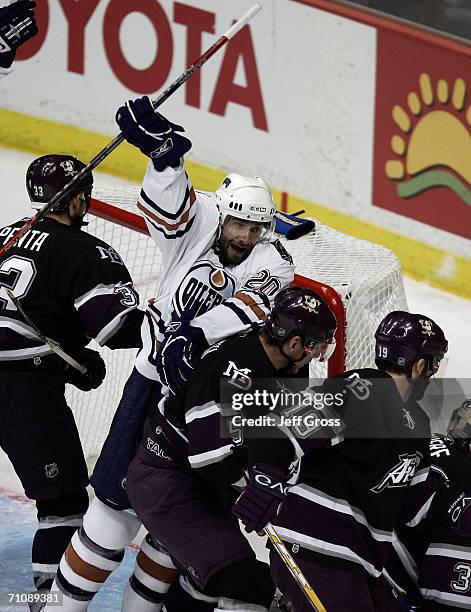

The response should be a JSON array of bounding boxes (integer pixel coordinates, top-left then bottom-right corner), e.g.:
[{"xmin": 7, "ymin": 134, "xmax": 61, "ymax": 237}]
[
  {"xmin": 116, "ymin": 96, "xmax": 192, "ymax": 171},
  {"xmin": 232, "ymin": 464, "xmax": 289, "ymax": 533},
  {"xmin": 64, "ymin": 347, "xmax": 106, "ymax": 392},
  {"xmin": 0, "ymin": 1, "xmax": 38, "ymax": 69},
  {"xmin": 156, "ymin": 311, "xmax": 208, "ymax": 395}
]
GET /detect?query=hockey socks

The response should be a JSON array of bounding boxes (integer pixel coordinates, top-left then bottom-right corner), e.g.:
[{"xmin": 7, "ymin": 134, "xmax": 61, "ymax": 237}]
[
  {"xmin": 32, "ymin": 514, "xmax": 84, "ymax": 592},
  {"xmin": 122, "ymin": 534, "xmax": 179, "ymax": 611},
  {"xmin": 44, "ymin": 497, "xmax": 141, "ymax": 611},
  {"xmin": 49, "ymin": 527, "xmax": 124, "ymax": 608},
  {"xmin": 33, "ymin": 491, "xmax": 88, "ymax": 593}
]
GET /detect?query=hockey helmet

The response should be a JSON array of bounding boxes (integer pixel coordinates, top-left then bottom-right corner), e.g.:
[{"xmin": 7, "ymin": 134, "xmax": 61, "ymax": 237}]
[
  {"xmin": 375, "ymin": 311, "xmax": 448, "ymax": 375},
  {"xmin": 447, "ymin": 399, "xmax": 471, "ymax": 450},
  {"xmin": 264, "ymin": 286, "xmax": 337, "ymax": 362},
  {"xmin": 26, "ymin": 154, "xmax": 94, "ymax": 212},
  {"xmin": 212, "ymin": 173, "xmax": 276, "ymax": 240}
]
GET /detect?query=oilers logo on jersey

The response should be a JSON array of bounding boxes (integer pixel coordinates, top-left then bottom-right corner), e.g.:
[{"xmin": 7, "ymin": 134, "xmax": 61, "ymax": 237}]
[{"xmin": 172, "ymin": 259, "xmax": 236, "ymax": 318}]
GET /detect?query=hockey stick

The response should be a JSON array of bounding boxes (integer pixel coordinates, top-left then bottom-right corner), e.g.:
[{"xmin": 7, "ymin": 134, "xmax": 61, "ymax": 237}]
[
  {"xmin": 5, "ymin": 288, "xmax": 86, "ymax": 373},
  {"xmin": 0, "ymin": 3, "xmax": 262, "ymax": 258},
  {"xmin": 264, "ymin": 522, "xmax": 327, "ymax": 612}
]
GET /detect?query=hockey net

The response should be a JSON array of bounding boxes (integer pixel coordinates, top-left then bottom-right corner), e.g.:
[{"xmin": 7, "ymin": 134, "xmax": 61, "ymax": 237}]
[{"xmin": 67, "ymin": 185, "xmax": 408, "ymax": 463}]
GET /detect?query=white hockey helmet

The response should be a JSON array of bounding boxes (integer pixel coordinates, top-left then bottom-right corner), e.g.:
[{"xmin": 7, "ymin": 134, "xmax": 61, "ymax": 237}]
[{"xmin": 213, "ymin": 173, "xmax": 276, "ymax": 239}]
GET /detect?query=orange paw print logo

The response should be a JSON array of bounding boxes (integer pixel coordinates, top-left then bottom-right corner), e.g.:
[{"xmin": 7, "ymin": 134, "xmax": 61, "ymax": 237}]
[{"xmin": 385, "ymin": 73, "xmax": 471, "ymax": 206}]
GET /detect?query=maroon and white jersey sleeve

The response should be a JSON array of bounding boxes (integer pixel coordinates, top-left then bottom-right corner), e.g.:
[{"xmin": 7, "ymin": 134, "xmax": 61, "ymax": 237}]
[
  {"xmin": 70, "ymin": 238, "xmax": 140, "ymax": 346},
  {"xmin": 0, "ymin": 216, "xmax": 140, "ymax": 364},
  {"xmin": 419, "ymin": 538, "xmax": 471, "ymax": 610}
]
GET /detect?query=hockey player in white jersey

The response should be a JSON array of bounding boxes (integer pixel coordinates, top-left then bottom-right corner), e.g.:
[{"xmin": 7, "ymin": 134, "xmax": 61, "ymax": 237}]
[{"xmin": 46, "ymin": 96, "xmax": 294, "ymax": 611}]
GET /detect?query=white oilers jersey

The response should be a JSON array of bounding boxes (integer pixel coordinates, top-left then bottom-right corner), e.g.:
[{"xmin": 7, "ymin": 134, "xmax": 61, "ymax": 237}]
[{"xmin": 134, "ymin": 160, "xmax": 295, "ymax": 380}]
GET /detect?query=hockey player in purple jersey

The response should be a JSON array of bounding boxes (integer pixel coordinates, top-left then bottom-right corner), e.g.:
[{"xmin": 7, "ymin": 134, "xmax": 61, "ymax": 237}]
[
  {"xmin": 384, "ymin": 400, "xmax": 471, "ymax": 611},
  {"xmin": 125, "ymin": 286, "xmax": 337, "ymax": 612},
  {"xmin": 0, "ymin": 154, "xmax": 142, "ymax": 601},
  {"xmin": 232, "ymin": 310, "xmax": 448, "ymax": 611}
]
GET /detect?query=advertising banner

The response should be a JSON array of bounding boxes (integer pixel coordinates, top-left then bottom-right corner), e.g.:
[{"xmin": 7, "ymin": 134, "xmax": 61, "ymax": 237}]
[{"xmin": 373, "ymin": 30, "xmax": 471, "ymax": 240}]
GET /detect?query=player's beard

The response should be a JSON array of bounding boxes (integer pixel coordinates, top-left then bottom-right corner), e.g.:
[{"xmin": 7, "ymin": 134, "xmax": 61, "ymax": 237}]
[{"xmin": 217, "ymin": 233, "xmax": 253, "ymax": 266}]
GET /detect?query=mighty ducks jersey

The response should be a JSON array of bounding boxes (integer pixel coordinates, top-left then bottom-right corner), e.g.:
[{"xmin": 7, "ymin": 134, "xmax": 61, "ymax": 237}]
[
  {"xmin": 144, "ymin": 361, "xmax": 431, "ymax": 582},
  {"xmin": 384, "ymin": 435, "xmax": 471, "ymax": 610},
  {"xmin": 266, "ymin": 369, "xmax": 431, "ymax": 580},
  {"xmin": 144, "ymin": 330, "xmax": 280, "ymax": 486},
  {"xmin": 0, "ymin": 216, "xmax": 140, "ymax": 368},
  {"xmin": 134, "ymin": 160, "xmax": 295, "ymax": 380}
]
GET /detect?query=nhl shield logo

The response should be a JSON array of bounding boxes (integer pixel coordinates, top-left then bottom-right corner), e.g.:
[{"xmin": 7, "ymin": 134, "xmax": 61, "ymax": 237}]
[
  {"xmin": 44, "ymin": 463, "xmax": 59, "ymax": 479},
  {"xmin": 60, "ymin": 160, "xmax": 77, "ymax": 177}
]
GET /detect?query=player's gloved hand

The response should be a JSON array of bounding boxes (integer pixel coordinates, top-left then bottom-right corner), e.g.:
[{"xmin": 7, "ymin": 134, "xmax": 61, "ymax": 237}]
[
  {"xmin": 0, "ymin": 1, "xmax": 38, "ymax": 69},
  {"xmin": 156, "ymin": 311, "xmax": 208, "ymax": 395},
  {"xmin": 232, "ymin": 464, "xmax": 289, "ymax": 533},
  {"xmin": 64, "ymin": 347, "xmax": 106, "ymax": 392},
  {"xmin": 116, "ymin": 96, "xmax": 192, "ymax": 171}
]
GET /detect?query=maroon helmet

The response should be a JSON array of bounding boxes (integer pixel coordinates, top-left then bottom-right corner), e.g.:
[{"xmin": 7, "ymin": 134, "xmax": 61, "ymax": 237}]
[
  {"xmin": 26, "ymin": 154, "xmax": 93, "ymax": 212},
  {"xmin": 375, "ymin": 311, "xmax": 448, "ymax": 375},
  {"xmin": 264, "ymin": 286, "xmax": 337, "ymax": 362}
]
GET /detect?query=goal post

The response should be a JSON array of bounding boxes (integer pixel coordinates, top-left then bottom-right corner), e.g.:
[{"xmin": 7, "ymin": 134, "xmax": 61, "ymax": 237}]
[{"xmin": 67, "ymin": 185, "xmax": 407, "ymax": 463}]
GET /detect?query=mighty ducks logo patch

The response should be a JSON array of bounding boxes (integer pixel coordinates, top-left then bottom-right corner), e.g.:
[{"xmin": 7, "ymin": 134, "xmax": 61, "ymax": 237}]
[
  {"xmin": 60, "ymin": 160, "xmax": 78, "ymax": 177},
  {"xmin": 418, "ymin": 319, "xmax": 434, "ymax": 336},
  {"xmin": 371, "ymin": 452, "xmax": 422, "ymax": 493},
  {"xmin": 173, "ymin": 260, "xmax": 236, "ymax": 318},
  {"xmin": 302, "ymin": 296, "xmax": 321, "ymax": 314}
]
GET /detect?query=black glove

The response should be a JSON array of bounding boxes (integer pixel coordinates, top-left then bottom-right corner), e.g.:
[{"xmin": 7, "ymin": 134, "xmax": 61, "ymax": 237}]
[
  {"xmin": 116, "ymin": 96, "xmax": 192, "ymax": 171},
  {"xmin": 232, "ymin": 464, "xmax": 289, "ymax": 533},
  {"xmin": 0, "ymin": 1, "xmax": 38, "ymax": 69},
  {"xmin": 64, "ymin": 347, "xmax": 106, "ymax": 392},
  {"xmin": 156, "ymin": 311, "xmax": 208, "ymax": 395}
]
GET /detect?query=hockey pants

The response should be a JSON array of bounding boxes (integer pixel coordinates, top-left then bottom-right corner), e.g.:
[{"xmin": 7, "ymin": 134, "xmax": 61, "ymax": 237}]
[{"xmin": 90, "ymin": 367, "xmax": 163, "ymax": 509}]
